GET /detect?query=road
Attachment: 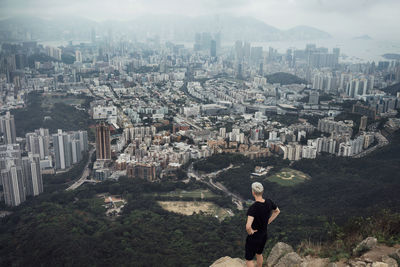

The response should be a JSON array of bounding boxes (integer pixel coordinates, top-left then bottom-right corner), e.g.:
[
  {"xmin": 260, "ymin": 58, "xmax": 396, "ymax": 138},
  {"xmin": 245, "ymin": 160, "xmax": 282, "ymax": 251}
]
[
  {"xmin": 187, "ymin": 163, "xmax": 244, "ymax": 210},
  {"xmin": 66, "ymin": 148, "xmax": 96, "ymax": 191},
  {"xmin": 352, "ymin": 131, "xmax": 389, "ymax": 158}
]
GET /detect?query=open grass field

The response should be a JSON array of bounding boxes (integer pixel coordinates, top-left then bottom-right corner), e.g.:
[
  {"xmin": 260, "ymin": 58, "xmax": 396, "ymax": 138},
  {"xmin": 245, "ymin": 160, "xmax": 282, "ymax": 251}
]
[
  {"xmin": 151, "ymin": 189, "xmax": 218, "ymax": 199},
  {"xmin": 41, "ymin": 95, "xmax": 85, "ymax": 108},
  {"xmin": 265, "ymin": 167, "xmax": 310, "ymax": 186},
  {"xmin": 157, "ymin": 201, "xmax": 232, "ymax": 221}
]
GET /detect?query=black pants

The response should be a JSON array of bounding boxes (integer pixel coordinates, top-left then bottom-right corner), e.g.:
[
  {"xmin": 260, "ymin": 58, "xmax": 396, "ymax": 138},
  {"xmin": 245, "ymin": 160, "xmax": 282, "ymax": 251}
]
[{"xmin": 245, "ymin": 232, "xmax": 267, "ymax": 260}]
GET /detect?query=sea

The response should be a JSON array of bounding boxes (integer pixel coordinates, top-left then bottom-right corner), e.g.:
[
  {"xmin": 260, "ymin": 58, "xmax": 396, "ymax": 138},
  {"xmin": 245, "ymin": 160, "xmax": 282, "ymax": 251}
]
[{"xmin": 249, "ymin": 38, "xmax": 400, "ymax": 63}]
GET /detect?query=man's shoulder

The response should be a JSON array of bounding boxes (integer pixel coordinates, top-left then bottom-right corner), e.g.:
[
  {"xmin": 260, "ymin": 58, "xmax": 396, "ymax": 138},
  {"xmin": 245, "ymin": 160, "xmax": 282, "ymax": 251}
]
[{"xmin": 265, "ymin": 198, "xmax": 274, "ymax": 204}]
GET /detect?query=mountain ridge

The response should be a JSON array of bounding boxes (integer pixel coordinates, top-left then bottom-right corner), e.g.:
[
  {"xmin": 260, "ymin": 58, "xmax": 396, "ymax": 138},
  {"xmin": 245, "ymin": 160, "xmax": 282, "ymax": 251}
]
[{"xmin": 0, "ymin": 14, "xmax": 331, "ymax": 42}]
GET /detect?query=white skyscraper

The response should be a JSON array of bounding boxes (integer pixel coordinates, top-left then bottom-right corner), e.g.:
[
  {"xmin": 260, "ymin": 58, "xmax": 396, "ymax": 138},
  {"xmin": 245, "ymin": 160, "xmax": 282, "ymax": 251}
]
[
  {"xmin": 53, "ymin": 130, "xmax": 71, "ymax": 170},
  {"xmin": 1, "ymin": 162, "xmax": 25, "ymax": 206},
  {"xmin": 0, "ymin": 112, "xmax": 17, "ymax": 144},
  {"xmin": 22, "ymin": 154, "xmax": 43, "ymax": 197}
]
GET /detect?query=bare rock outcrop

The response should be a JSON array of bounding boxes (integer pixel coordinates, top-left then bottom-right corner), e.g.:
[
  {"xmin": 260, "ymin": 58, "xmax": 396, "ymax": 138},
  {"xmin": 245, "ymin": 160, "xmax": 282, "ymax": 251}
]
[
  {"xmin": 371, "ymin": 262, "xmax": 389, "ymax": 267},
  {"xmin": 275, "ymin": 252, "xmax": 303, "ymax": 267},
  {"xmin": 210, "ymin": 256, "xmax": 245, "ymax": 267},
  {"xmin": 211, "ymin": 239, "xmax": 399, "ymax": 267},
  {"xmin": 381, "ymin": 255, "xmax": 398, "ymax": 267},
  {"xmin": 353, "ymin": 237, "xmax": 378, "ymax": 256},
  {"xmin": 300, "ymin": 256, "xmax": 330, "ymax": 267},
  {"xmin": 266, "ymin": 242, "xmax": 294, "ymax": 267}
]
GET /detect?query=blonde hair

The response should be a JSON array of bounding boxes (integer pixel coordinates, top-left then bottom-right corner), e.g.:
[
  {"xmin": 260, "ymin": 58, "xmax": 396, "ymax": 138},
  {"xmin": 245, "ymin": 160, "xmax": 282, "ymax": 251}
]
[{"xmin": 251, "ymin": 182, "xmax": 264, "ymax": 195}]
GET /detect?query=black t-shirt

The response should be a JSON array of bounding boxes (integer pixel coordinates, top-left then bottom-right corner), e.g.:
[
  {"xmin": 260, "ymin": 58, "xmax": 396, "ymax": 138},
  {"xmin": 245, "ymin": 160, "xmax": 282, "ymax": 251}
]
[{"xmin": 246, "ymin": 199, "xmax": 277, "ymax": 235}]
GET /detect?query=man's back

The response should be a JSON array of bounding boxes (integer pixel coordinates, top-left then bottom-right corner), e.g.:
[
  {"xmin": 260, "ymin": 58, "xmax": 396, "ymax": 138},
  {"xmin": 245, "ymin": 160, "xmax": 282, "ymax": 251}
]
[{"xmin": 246, "ymin": 199, "xmax": 277, "ymax": 235}]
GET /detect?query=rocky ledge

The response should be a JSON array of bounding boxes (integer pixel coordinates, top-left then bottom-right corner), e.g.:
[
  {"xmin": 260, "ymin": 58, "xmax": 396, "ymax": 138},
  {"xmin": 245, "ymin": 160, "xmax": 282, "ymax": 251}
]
[{"xmin": 211, "ymin": 237, "xmax": 400, "ymax": 267}]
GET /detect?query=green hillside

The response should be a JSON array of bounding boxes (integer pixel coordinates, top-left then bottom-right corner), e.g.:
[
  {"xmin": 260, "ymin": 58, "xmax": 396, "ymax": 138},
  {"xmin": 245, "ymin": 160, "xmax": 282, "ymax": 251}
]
[
  {"xmin": 266, "ymin": 72, "xmax": 308, "ymax": 85},
  {"xmin": 1, "ymin": 129, "xmax": 400, "ymax": 266}
]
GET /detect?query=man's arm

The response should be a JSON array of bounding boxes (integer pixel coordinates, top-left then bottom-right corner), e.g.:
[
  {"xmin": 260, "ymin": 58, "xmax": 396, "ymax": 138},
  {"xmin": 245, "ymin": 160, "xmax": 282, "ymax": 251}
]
[
  {"xmin": 246, "ymin": 216, "xmax": 257, "ymax": 235},
  {"xmin": 268, "ymin": 207, "xmax": 280, "ymax": 224}
]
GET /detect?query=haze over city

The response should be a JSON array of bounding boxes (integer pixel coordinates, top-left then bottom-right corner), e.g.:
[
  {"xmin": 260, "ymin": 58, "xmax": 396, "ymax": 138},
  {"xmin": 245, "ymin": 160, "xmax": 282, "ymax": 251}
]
[{"xmin": 1, "ymin": 0, "xmax": 400, "ymax": 39}]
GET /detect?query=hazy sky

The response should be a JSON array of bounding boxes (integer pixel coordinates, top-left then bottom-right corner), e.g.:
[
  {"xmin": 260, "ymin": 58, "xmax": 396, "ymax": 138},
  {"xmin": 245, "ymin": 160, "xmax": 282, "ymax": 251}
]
[{"xmin": 1, "ymin": 0, "xmax": 399, "ymax": 39}]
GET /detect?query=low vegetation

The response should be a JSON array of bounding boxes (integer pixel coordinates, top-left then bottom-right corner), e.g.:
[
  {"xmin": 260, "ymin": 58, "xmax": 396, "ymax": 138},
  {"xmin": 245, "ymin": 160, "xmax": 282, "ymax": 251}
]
[
  {"xmin": 266, "ymin": 72, "xmax": 307, "ymax": 85},
  {"xmin": 11, "ymin": 92, "xmax": 94, "ymax": 136}
]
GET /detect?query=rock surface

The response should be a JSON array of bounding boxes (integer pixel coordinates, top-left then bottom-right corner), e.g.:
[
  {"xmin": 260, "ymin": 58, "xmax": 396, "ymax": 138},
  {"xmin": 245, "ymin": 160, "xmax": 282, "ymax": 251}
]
[
  {"xmin": 353, "ymin": 237, "xmax": 378, "ymax": 255},
  {"xmin": 381, "ymin": 255, "xmax": 398, "ymax": 267},
  {"xmin": 349, "ymin": 260, "xmax": 368, "ymax": 267},
  {"xmin": 266, "ymin": 242, "xmax": 294, "ymax": 267},
  {"xmin": 371, "ymin": 263, "xmax": 389, "ymax": 267},
  {"xmin": 210, "ymin": 256, "xmax": 245, "ymax": 267},
  {"xmin": 395, "ymin": 248, "xmax": 400, "ymax": 260},
  {"xmin": 300, "ymin": 256, "xmax": 330, "ymax": 267},
  {"xmin": 275, "ymin": 252, "xmax": 303, "ymax": 267},
  {"xmin": 210, "ymin": 239, "xmax": 400, "ymax": 267}
]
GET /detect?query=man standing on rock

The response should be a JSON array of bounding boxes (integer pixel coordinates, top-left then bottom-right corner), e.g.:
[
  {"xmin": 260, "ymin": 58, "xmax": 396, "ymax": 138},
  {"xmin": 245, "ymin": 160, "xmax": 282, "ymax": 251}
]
[{"xmin": 245, "ymin": 182, "xmax": 280, "ymax": 267}]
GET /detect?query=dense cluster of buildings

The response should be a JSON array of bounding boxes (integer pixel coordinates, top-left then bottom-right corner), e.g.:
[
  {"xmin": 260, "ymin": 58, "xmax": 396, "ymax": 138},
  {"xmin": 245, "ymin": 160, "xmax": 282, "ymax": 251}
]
[
  {"xmin": 53, "ymin": 129, "xmax": 88, "ymax": 170},
  {"xmin": 0, "ymin": 111, "xmax": 88, "ymax": 206},
  {"xmin": 1, "ymin": 29, "xmax": 399, "ymax": 188}
]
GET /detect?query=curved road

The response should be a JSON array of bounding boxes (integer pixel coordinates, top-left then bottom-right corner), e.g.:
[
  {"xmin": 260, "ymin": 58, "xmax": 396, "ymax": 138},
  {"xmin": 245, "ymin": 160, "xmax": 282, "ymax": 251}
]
[
  {"xmin": 66, "ymin": 148, "xmax": 96, "ymax": 191},
  {"xmin": 188, "ymin": 163, "xmax": 244, "ymax": 210}
]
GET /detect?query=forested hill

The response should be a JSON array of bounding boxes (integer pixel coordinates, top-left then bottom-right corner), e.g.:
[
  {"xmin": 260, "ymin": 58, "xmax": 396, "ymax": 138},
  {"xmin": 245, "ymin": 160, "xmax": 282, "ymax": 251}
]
[
  {"xmin": 266, "ymin": 72, "xmax": 308, "ymax": 85},
  {"xmin": 0, "ymin": 126, "xmax": 399, "ymax": 265}
]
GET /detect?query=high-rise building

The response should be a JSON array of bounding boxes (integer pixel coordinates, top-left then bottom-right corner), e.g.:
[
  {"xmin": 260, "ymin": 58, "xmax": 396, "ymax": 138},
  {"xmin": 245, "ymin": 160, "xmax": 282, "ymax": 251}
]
[
  {"xmin": 250, "ymin": 47, "xmax": 263, "ymax": 65},
  {"xmin": 235, "ymin": 40, "xmax": 243, "ymax": 61},
  {"xmin": 21, "ymin": 154, "xmax": 43, "ymax": 197},
  {"xmin": 91, "ymin": 28, "xmax": 96, "ymax": 44},
  {"xmin": 51, "ymin": 129, "xmax": 88, "ymax": 170},
  {"xmin": 70, "ymin": 139, "xmax": 82, "ymax": 164},
  {"xmin": 318, "ymin": 118, "xmax": 353, "ymax": 136},
  {"xmin": 0, "ymin": 112, "xmax": 17, "ymax": 144},
  {"xmin": 309, "ymin": 91, "xmax": 319, "ymax": 105},
  {"xmin": 210, "ymin": 40, "xmax": 217, "ymax": 57},
  {"xmin": 1, "ymin": 162, "xmax": 25, "ymax": 206},
  {"xmin": 75, "ymin": 50, "xmax": 82, "ymax": 63},
  {"xmin": 243, "ymin": 42, "xmax": 251, "ymax": 60},
  {"xmin": 52, "ymin": 129, "xmax": 72, "ymax": 170},
  {"xmin": 26, "ymin": 132, "xmax": 50, "ymax": 160},
  {"xmin": 333, "ymin": 48, "xmax": 340, "ymax": 66},
  {"xmin": 75, "ymin": 130, "xmax": 88, "ymax": 152},
  {"xmin": 1, "ymin": 143, "xmax": 43, "ymax": 206},
  {"xmin": 96, "ymin": 122, "xmax": 111, "ymax": 160},
  {"xmin": 127, "ymin": 163, "xmax": 157, "ymax": 181},
  {"xmin": 359, "ymin": 116, "xmax": 368, "ymax": 131}
]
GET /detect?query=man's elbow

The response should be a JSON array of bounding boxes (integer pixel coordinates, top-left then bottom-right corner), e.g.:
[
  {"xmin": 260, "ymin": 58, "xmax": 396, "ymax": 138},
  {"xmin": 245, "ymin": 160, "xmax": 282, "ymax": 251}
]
[{"xmin": 275, "ymin": 207, "xmax": 281, "ymax": 214}]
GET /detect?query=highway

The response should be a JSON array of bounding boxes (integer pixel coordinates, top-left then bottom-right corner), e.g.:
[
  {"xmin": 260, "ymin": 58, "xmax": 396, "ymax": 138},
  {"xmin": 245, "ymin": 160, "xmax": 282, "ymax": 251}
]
[
  {"xmin": 187, "ymin": 163, "xmax": 244, "ymax": 210},
  {"xmin": 66, "ymin": 148, "xmax": 96, "ymax": 191},
  {"xmin": 352, "ymin": 131, "xmax": 389, "ymax": 158}
]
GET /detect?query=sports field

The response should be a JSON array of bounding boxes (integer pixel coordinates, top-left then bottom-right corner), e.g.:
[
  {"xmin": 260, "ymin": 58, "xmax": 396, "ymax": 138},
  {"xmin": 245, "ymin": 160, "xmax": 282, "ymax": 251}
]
[
  {"xmin": 265, "ymin": 168, "xmax": 310, "ymax": 186},
  {"xmin": 157, "ymin": 201, "xmax": 232, "ymax": 221},
  {"xmin": 152, "ymin": 189, "xmax": 218, "ymax": 199},
  {"xmin": 41, "ymin": 95, "xmax": 85, "ymax": 108}
]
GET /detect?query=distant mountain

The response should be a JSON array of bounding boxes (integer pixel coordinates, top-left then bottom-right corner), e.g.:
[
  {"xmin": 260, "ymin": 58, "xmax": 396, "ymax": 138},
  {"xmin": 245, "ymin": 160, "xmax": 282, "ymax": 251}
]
[
  {"xmin": 0, "ymin": 15, "xmax": 97, "ymax": 42},
  {"xmin": 0, "ymin": 15, "xmax": 331, "ymax": 43},
  {"xmin": 354, "ymin": 34, "xmax": 373, "ymax": 40},
  {"xmin": 123, "ymin": 15, "xmax": 283, "ymax": 42},
  {"xmin": 284, "ymin": 25, "xmax": 332, "ymax": 41}
]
